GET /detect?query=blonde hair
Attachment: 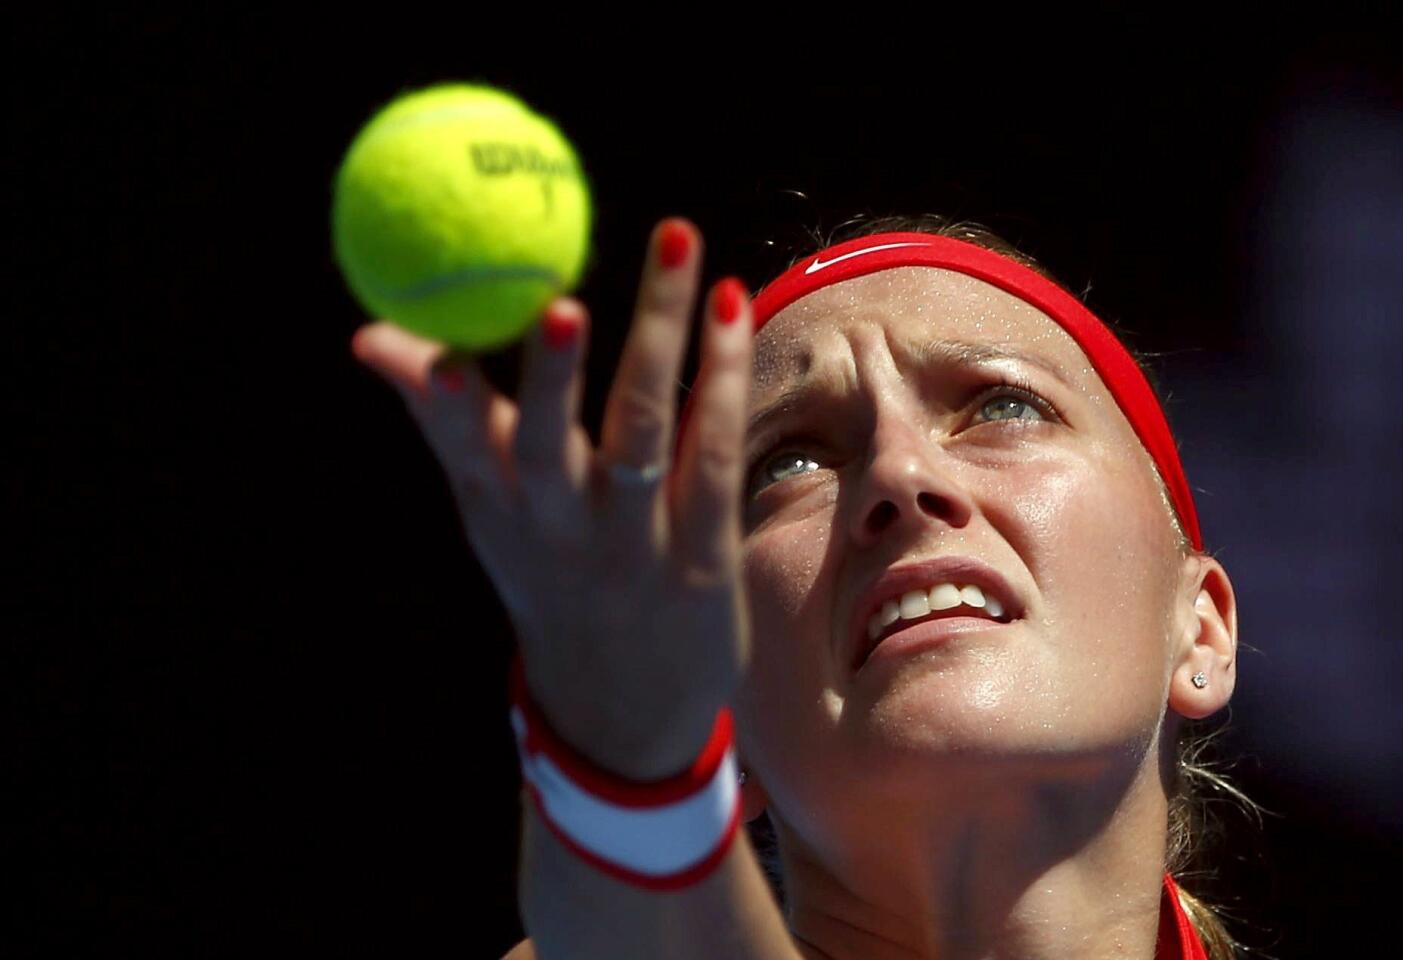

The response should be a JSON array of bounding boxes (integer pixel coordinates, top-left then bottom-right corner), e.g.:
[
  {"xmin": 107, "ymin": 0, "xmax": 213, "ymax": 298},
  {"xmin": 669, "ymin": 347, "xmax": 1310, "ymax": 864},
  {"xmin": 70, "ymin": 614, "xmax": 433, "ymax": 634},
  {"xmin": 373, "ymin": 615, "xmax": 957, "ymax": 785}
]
[{"xmin": 740, "ymin": 211, "xmax": 1265, "ymax": 959}]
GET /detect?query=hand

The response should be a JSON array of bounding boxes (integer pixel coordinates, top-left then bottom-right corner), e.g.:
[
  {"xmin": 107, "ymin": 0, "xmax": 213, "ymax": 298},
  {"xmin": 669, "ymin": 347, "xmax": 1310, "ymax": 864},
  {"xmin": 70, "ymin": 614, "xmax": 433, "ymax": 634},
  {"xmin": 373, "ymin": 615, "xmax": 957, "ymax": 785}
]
[{"xmin": 349, "ymin": 219, "xmax": 755, "ymax": 780}]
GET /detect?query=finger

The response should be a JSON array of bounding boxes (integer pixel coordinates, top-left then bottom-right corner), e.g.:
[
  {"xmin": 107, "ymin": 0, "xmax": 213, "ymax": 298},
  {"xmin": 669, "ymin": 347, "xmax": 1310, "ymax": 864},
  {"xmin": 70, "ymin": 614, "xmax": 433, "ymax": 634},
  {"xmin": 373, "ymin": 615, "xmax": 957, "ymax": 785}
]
[
  {"xmin": 598, "ymin": 219, "xmax": 700, "ymax": 472},
  {"xmin": 592, "ymin": 217, "xmax": 701, "ymax": 561},
  {"xmin": 349, "ymin": 320, "xmax": 448, "ymax": 406},
  {"xmin": 350, "ymin": 321, "xmax": 530, "ymax": 624},
  {"xmin": 350, "ymin": 320, "xmax": 514, "ymax": 505},
  {"xmin": 513, "ymin": 296, "xmax": 591, "ymax": 533},
  {"xmin": 670, "ymin": 277, "xmax": 753, "ymax": 578}
]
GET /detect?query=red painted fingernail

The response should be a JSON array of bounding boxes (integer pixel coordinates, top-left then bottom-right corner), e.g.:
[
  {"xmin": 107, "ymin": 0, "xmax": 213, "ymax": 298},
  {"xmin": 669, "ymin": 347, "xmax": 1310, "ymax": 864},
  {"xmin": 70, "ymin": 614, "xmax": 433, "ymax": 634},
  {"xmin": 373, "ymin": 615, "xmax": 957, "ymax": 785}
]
[
  {"xmin": 543, "ymin": 306, "xmax": 580, "ymax": 352},
  {"xmin": 436, "ymin": 368, "xmax": 466, "ymax": 392},
  {"xmin": 714, "ymin": 277, "xmax": 747, "ymax": 325},
  {"xmin": 658, "ymin": 220, "xmax": 692, "ymax": 270}
]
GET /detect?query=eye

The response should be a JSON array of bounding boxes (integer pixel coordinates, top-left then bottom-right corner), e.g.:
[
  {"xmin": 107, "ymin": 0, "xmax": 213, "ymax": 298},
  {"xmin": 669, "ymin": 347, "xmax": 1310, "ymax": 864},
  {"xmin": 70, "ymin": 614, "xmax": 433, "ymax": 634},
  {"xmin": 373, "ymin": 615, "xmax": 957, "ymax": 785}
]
[
  {"xmin": 744, "ymin": 375, "xmax": 1060, "ymax": 499},
  {"xmin": 970, "ymin": 375, "xmax": 1059, "ymax": 427},
  {"xmin": 745, "ymin": 447, "xmax": 823, "ymax": 499}
]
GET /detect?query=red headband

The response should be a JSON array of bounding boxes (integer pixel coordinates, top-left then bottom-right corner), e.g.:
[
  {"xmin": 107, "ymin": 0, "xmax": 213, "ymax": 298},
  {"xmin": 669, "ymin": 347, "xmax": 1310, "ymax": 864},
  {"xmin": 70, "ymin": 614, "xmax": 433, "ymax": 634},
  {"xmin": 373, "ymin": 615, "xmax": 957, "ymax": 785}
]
[{"xmin": 673, "ymin": 232, "xmax": 1203, "ymax": 552}]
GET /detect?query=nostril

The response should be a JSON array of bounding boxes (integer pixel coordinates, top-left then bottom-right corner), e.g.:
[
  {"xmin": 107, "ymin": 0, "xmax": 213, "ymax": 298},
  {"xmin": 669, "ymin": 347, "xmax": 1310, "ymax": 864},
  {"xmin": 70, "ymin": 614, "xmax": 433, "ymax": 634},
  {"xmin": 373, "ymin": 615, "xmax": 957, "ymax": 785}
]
[
  {"xmin": 916, "ymin": 490, "xmax": 965, "ymax": 522},
  {"xmin": 866, "ymin": 501, "xmax": 898, "ymax": 533}
]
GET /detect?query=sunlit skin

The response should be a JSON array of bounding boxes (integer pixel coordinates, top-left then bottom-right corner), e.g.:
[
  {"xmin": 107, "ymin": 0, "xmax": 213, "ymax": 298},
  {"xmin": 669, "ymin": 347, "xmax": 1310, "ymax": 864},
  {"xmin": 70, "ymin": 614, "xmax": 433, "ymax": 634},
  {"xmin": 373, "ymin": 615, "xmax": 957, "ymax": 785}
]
[{"xmin": 729, "ymin": 266, "xmax": 1239, "ymax": 960}]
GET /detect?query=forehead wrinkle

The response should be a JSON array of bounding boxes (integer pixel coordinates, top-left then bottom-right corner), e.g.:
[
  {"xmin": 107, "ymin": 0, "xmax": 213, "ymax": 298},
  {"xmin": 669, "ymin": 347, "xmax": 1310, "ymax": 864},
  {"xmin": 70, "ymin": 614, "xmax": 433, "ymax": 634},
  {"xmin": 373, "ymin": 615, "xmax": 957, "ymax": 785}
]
[
  {"xmin": 746, "ymin": 335, "xmax": 1075, "ymax": 438},
  {"xmin": 907, "ymin": 338, "xmax": 1074, "ymax": 388}
]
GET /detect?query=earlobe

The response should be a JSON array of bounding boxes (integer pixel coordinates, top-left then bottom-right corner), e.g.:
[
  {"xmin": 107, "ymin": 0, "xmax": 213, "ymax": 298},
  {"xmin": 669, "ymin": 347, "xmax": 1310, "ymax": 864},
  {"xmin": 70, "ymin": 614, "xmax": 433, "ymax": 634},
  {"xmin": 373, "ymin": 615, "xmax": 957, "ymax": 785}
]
[{"xmin": 1168, "ymin": 555, "xmax": 1239, "ymax": 721}]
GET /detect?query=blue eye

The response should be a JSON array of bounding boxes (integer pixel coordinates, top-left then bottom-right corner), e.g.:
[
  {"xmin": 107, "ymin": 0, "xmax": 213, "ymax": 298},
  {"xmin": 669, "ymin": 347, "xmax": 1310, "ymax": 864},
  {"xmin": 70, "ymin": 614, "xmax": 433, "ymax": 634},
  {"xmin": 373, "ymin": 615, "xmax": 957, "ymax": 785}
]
[
  {"xmin": 975, "ymin": 388, "xmax": 1051, "ymax": 424},
  {"xmin": 744, "ymin": 377, "xmax": 1059, "ymax": 499},
  {"xmin": 748, "ymin": 451, "xmax": 822, "ymax": 495}
]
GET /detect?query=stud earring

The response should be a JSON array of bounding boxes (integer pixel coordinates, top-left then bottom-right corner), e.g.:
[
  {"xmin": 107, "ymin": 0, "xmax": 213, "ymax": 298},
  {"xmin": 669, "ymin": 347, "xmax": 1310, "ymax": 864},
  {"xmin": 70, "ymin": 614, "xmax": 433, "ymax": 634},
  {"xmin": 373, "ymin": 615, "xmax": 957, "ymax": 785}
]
[{"xmin": 1191, "ymin": 672, "xmax": 1208, "ymax": 689}]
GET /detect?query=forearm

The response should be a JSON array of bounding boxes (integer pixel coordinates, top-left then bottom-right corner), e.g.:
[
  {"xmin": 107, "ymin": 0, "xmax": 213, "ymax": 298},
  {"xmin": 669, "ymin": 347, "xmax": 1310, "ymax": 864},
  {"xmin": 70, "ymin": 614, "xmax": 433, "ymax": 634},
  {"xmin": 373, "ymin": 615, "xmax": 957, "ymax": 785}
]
[{"xmin": 517, "ymin": 797, "xmax": 800, "ymax": 960}]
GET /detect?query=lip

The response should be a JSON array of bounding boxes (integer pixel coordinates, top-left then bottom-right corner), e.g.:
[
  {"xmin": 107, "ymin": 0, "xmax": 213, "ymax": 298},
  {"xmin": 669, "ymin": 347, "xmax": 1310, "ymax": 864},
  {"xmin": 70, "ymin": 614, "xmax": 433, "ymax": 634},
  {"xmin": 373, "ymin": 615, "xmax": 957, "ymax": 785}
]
[
  {"xmin": 857, "ymin": 616, "xmax": 1017, "ymax": 674},
  {"xmin": 845, "ymin": 555, "xmax": 1026, "ymax": 674}
]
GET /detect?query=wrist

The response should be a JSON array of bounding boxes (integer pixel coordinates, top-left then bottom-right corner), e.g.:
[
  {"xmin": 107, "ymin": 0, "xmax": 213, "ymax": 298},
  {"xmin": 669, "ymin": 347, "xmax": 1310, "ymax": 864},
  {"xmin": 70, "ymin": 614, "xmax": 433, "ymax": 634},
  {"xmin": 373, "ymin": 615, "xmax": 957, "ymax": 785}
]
[
  {"xmin": 511, "ymin": 652, "xmax": 731, "ymax": 782},
  {"xmin": 509, "ymin": 651, "xmax": 732, "ymax": 782},
  {"xmin": 507, "ymin": 651, "xmax": 742, "ymax": 891}
]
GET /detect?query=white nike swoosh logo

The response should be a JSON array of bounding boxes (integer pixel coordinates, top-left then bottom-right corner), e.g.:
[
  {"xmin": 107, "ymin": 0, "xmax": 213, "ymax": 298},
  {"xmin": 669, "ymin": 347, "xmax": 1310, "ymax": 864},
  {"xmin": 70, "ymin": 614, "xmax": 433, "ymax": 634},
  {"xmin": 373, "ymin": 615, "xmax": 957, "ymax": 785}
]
[{"xmin": 804, "ymin": 242, "xmax": 935, "ymax": 275}]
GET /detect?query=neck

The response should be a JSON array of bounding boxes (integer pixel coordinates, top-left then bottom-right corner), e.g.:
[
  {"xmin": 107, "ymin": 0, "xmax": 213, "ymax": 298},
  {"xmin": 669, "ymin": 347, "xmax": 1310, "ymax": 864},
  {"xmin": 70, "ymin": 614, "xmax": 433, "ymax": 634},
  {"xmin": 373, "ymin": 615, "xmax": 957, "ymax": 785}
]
[{"xmin": 778, "ymin": 744, "xmax": 1174, "ymax": 960}]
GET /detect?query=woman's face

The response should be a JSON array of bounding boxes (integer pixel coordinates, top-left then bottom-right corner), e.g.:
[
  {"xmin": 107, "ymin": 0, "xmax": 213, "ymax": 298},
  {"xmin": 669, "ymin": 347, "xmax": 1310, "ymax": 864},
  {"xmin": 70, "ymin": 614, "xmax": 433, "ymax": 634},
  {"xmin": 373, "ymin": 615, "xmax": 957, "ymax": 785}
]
[{"xmin": 736, "ymin": 266, "xmax": 1187, "ymax": 847}]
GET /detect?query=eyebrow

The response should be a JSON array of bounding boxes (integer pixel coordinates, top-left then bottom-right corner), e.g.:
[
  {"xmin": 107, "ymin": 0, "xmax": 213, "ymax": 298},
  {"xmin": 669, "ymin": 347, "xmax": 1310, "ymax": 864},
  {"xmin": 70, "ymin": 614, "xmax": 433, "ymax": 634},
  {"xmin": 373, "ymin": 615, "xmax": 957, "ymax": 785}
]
[{"xmin": 745, "ymin": 338, "xmax": 1074, "ymax": 440}]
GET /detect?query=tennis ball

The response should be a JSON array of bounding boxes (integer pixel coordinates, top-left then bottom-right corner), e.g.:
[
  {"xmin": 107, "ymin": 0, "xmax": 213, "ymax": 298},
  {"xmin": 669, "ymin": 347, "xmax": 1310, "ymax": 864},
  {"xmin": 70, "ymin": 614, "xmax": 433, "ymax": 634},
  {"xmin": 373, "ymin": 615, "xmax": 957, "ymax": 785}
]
[{"xmin": 331, "ymin": 82, "xmax": 592, "ymax": 351}]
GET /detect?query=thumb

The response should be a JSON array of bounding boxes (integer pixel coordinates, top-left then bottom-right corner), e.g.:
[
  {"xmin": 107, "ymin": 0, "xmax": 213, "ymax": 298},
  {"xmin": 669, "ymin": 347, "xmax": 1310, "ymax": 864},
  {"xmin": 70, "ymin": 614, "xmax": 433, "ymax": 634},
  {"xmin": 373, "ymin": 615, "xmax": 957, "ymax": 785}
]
[{"xmin": 349, "ymin": 320, "xmax": 447, "ymax": 407}]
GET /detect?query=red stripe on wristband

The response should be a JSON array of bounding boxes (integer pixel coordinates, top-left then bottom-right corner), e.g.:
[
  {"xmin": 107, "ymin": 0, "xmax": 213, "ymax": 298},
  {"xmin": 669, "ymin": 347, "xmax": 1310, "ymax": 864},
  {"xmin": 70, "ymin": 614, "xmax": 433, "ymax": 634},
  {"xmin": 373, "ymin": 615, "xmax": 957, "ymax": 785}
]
[{"xmin": 508, "ymin": 651, "xmax": 736, "ymax": 808}]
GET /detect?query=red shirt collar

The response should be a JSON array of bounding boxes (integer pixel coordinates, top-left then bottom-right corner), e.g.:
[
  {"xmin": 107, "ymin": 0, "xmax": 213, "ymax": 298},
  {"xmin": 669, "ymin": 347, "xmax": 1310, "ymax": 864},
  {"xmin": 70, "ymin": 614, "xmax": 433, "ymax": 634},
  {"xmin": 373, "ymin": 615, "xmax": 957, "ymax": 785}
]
[{"xmin": 1159, "ymin": 872, "xmax": 1209, "ymax": 960}]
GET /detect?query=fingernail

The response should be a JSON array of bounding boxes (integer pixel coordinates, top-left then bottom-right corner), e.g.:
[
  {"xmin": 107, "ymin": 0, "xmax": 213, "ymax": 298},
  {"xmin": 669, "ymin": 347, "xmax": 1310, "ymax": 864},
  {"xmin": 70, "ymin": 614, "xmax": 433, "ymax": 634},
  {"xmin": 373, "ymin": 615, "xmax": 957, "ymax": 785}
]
[
  {"xmin": 436, "ymin": 368, "xmax": 466, "ymax": 392},
  {"xmin": 713, "ymin": 277, "xmax": 747, "ymax": 325},
  {"xmin": 544, "ymin": 305, "xmax": 580, "ymax": 352},
  {"xmin": 658, "ymin": 220, "xmax": 692, "ymax": 270}
]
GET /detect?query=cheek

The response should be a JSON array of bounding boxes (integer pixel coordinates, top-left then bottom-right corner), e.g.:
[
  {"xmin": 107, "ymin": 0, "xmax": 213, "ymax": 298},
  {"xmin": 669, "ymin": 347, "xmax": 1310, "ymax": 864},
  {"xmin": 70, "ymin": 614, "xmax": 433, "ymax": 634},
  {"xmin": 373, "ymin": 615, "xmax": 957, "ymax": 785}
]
[
  {"xmin": 1002, "ymin": 444, "xmax": 1174, "ymax": 698},
  {"xmin": 743, "ymin": 513, "xmax": 835, "ymax": 698},
  {"xmin": 738, "ymin": 525, "xmax": 838, "ymax": 772},
  {"xmin": 998, "ymin": 442, "xmax": 1170, "ymax": 588},
  {"xmin": 742, "ymin": 523, "xmax": 829, "ymax": 624}
]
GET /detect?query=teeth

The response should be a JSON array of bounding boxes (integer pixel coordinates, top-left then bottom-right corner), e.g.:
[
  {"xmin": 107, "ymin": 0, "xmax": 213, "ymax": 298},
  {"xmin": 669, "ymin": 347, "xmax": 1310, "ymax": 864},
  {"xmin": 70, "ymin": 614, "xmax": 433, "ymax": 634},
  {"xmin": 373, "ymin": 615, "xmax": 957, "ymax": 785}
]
[
  {"xmin": 898, "ymin": 590, "xmax": 931, "ymax": 619},
  {"xmin": 959, "ymin": 585, "xmax": 986, "ymax": 609},
  {"xmin": 868, "ymin": 599, "xmax": 901, "ymax": 641},
  {"xmin": 865, "ymin": 582, "xmax": 1011, "ymax": 645},
  {"xmin": 929, "ymin": 583, "xmax": 962, "ymax": 610}
]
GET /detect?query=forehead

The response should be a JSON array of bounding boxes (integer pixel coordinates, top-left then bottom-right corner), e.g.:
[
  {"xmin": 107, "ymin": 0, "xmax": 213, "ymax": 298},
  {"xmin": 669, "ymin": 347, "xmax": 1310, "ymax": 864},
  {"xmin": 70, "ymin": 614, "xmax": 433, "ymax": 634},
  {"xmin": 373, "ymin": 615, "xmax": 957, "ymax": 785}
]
[{"xmin": 749, "ymin": 266, "xmax": 1094, "ymax": 402}]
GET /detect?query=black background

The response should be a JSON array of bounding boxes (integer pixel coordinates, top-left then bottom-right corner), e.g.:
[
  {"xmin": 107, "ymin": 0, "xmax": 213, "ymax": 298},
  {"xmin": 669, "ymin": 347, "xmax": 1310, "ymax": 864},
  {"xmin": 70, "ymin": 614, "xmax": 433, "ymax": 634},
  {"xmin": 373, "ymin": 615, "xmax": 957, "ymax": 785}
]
[{"xmin": 9, "ymin": 11, "xmax": 1402, "ymax": 957}]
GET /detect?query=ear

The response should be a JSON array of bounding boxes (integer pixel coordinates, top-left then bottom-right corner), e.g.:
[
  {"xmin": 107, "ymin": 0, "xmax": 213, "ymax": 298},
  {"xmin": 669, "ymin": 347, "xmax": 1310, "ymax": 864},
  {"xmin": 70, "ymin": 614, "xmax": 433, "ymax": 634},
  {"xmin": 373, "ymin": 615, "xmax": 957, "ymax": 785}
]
[{"xmin": 1167, "ymin": 553, "xmax": 1238, "ymax": 721}]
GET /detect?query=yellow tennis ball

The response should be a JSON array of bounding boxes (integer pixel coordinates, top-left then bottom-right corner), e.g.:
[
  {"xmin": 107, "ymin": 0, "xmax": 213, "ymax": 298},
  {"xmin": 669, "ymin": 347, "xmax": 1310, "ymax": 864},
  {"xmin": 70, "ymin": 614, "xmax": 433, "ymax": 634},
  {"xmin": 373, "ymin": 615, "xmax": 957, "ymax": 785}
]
[{"xmin": 331, "ymin": 82, "xmax": 593, "ymax": 351}]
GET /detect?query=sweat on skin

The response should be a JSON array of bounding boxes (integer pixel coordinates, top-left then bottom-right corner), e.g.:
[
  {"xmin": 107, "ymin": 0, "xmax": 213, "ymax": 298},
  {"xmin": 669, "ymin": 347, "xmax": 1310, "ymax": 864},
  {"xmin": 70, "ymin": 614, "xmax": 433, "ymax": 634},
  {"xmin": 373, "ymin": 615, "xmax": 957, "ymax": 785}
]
[{"xmin": 727, "ymin": 266, "xmax": 1237, "ymax": 960}]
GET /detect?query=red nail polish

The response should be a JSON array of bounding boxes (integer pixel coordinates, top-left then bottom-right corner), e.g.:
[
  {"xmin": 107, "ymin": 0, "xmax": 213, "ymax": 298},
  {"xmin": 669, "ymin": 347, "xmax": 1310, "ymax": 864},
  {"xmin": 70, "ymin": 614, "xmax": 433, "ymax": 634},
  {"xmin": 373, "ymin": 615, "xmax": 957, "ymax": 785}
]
[
  {"xmin": 436, "ymin": 368, "xmax": 466, "ymax": 392},
  {"xmin": 658, "ymin": 220, "xmax": 692, "ymax": 270},
  {"xmin": 714, "ymin": 277, "xmax": 746, "ymax": 325},
  {"xmin": 544, "ymin": 307, "xmax": 580, "ymax": 352}
]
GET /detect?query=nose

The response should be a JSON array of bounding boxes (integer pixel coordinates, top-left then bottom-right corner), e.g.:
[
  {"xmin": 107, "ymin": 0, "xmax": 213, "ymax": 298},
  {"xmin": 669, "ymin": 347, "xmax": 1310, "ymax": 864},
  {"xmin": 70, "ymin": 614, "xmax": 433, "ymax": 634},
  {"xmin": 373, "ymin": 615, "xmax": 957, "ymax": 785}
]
[{"xmin": 848, "ymin": 410, "xmax": 976, "ymax": 546}]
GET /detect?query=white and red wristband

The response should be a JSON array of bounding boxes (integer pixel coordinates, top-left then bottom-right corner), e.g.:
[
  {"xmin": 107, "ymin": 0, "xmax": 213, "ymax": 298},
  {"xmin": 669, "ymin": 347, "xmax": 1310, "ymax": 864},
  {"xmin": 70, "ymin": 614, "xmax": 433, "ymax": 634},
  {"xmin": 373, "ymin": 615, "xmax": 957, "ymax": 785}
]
[{"xmin": 507, "ymin": 652, "xmax": 743, "ymax": 891}]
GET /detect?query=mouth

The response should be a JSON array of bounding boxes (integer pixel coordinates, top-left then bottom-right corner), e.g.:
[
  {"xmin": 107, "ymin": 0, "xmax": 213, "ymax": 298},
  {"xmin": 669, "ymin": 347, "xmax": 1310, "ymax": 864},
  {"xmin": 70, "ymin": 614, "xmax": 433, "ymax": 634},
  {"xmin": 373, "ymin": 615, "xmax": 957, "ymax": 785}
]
[
  {"xmin": 846, "ymin": 557, "xmax": 1026, "ymax": 674},
  {"xmin": 855, "ymin": 606, "xmax": 1018, "ymax": 672}
]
